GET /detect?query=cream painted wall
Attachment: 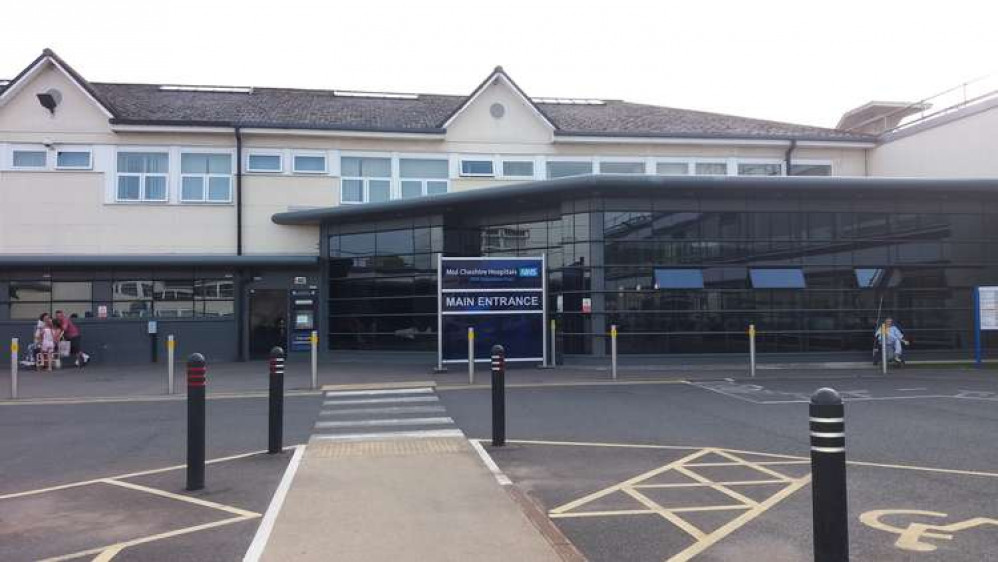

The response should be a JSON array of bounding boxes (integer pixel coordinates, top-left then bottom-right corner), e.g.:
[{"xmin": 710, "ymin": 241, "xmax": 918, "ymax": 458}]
[
  {"xmin": 0, "ymin": 65, "xmax": 111, "ymax": 136},
  {"xmin": 445, "ymin": 78, "xmax": 553, "ymax": 145},
  {"xmin": 870, "ymin": 105, "xmax": 998, "ymax": 177},
  {"xmin": 241, "ymin": 175, "xmax": 337, "ymax": 254},
  {"xmin": 0, "ymin": 171, "xmax": 235, "ymax": 254}
]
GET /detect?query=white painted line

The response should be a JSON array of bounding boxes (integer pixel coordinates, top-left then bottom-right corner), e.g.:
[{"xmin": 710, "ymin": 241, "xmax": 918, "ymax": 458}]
[
  {"xmin": 810, "ymin": 432, "xmax": 845, "ymax": 438},
  {"xmin": 811, "ymin": 446, "xmax": 846, "ymax": 453},
  {"xmin": 809, "ymin": 417, "xmax": 844, "ymax": 423},
  {"xmin": 243, "ymin": 444, "xmax": 306, "ymax": 562},
  {"xmin": 897, "ymin": 387, "xmax": 928, "ymax": 391},
  {"xmin": 314, "ymin": 416, "xmax": 454, "ymax": 429},
  {"xmin": 310, "ymin": 429, "xmax": 465, "ymax": 442},
  {"xmin": 469, "ymin": 439, "xmax": 513, "ymax": 486},
  {"xmin": 323, "ymin": 396, "xmax": 439, "ymax": 406},
  {"xmin": 323, "ymin": 388, "xmax": 433, "ymax": 398},
  {"xmin": 685, "ymin": 382, "xmax": 764, "ymax": 404},
  {"xmin": 319, "ymin": 405, "xmax": 446, "ymax": 416},
  {"xmin": 762, "ymin": 395, "xmax": 955, "ymax": 404}
]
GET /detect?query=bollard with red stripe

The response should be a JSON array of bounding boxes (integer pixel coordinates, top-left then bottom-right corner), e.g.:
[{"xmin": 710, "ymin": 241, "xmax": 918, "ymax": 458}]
[
  {"xmin": 186, "ymin": 353, "xmax": 207, "ymax": 491},
  {"xmin": 268, "ymin": 347, "xmax": 285, "ymax": 455}
]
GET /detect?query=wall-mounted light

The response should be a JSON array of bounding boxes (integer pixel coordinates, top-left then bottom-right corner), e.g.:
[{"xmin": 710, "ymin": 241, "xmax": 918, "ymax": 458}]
[{"xmin": 37, "ymin": 88, "xmax": 62, "ymax": 115}]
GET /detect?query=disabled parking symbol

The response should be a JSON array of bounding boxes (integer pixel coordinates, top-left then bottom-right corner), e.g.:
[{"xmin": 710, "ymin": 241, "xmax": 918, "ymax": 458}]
[{"xmin": 860, "ymin": 509, "xmax": 998, "ymax": 552}]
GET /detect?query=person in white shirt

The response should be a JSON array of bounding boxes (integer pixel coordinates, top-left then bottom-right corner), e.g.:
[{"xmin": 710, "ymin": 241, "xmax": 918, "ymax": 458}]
[{"xmin": 875, "ymin": 317, "xmax": 908, "ymax": 361}]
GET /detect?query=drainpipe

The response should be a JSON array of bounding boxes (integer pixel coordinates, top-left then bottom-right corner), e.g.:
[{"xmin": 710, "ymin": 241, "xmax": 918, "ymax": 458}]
[
  {"xmin": 235, "ymin": 126, "xmax": 244, "ymax": 255},
  {"xmin": 235, "ymin": 126, "xmax": 246, "ymax": 361},
  {"xmin": 784, "ymin": 139, "xmax": 797, "ymax": 175}
]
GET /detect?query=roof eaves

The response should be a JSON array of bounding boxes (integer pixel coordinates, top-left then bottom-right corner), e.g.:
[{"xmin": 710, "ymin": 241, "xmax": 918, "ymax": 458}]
[
  {"xmin": 109, "ymin": 118, "xmax": 446, "ymax": 135},
  {"xmin": 553, "ymin": 130, "xmax": 876, "ymax": 143}
]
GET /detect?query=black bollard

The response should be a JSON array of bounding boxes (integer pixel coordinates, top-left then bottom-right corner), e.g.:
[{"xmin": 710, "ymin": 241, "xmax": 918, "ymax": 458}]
[
  {"xmin": 810, "ymin": 387, "xmax": 848, "ymax": 562},
  {"xmin": 186, "ymin": 353, "xmax": 207, "ymax": 491},
  {"xmin": 268, "ymin": 346, "xmax": 285, "ymax": 454},
  {"xmin": 491, "ymin": 345, "xmax": 506, "ymax": 447}
]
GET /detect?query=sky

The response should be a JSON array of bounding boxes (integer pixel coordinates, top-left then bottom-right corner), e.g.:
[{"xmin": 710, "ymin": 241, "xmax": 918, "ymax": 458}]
[{"xmin": 1, "ymin": 0, "xmax": 995, "ymax": 128}]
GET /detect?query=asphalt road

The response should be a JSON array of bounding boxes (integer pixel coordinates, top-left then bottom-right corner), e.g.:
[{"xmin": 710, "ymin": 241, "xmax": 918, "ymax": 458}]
[
  {"xmin": 439, "ymin": 374, "xmax": 998, "ymax": 561},
  {"xmin": 0, "ymin": 395, "xmax": 322, "ymax": 562}
]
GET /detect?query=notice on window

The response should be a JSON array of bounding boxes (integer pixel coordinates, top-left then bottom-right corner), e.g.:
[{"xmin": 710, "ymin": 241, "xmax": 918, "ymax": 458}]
[{"xmin": 979, "ymin": 287, "xmax": 998, "ymax": 331}]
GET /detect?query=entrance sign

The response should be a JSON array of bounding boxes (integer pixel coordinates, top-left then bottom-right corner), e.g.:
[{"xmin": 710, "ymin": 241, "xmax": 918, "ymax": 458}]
[{"xmin": 438, "ymin": 256, "xmax": 546, "ymax": 364}]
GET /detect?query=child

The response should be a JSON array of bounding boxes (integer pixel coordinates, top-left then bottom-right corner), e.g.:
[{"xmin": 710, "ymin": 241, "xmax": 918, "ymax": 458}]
[{"xmin": 38, "ymin": 316, "xmax": 56, "ymax": 371}]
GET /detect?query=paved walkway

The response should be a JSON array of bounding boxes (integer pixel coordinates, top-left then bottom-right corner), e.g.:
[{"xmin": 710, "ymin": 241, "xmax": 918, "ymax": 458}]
[{"xmin": 257, "ymin": 383, "xmax": 565, "ymax": 562}]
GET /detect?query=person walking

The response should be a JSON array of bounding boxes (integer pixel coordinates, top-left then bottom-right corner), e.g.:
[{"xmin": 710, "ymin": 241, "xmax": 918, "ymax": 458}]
[
  {"xmin": 56, "ymin": 310, "xmax": 89, "ymax": 368},
  {"xmin": 37, "ymin": 315, "xmax": 56, "ymax": 370}
]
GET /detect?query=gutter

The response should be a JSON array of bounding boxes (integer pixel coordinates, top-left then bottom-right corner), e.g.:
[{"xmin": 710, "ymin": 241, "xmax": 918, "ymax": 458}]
[{"xmin": 784, "ymin": 139, "xmax": 797, "ymax": 175}]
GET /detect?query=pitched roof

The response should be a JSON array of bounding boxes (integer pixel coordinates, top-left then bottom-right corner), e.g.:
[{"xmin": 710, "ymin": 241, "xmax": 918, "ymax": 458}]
[{"xmin": 0, "ymin": 50, "xmax": 874, "ymax": 142}]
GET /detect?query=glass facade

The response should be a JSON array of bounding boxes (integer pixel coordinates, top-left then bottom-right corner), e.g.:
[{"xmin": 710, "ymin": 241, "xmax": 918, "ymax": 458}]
[{"xmin": 326, "ymin": 187, "xmax": 998, "ymax": 357}]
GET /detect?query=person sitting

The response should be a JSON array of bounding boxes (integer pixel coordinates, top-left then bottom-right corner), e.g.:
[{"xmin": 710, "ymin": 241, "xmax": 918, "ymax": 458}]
[{"xmin": 875, "ymin": 317, "xmax": 908, "ymax": 364}]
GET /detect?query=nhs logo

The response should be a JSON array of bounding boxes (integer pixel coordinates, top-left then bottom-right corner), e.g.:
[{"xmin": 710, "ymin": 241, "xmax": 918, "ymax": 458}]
[{"xmin": 518, "ymin": 267, "xmax": 539, "ymax": 277}]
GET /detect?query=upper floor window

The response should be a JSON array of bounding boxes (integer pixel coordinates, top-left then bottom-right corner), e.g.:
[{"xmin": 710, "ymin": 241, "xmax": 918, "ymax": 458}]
[
  {"xmin": 460, "ymin": 159, "xmax": 495, "ymax": 177},
  {"xmin": 500, "ymin": 159, "xmax": 534, "ymax": 178},
  {"xmin": 117, "ymin": 152, "xmax": 168, "ymax": 202},
  {"xmin": 599, "ymin": 161, "xmax": 646, "ymax": 174},
  {"xmin": 547, "ymin": 160, "xmax": 593, "ymax": 179},
  {"xmin": 56, "ymin": 150, "xmax": 92, "ymax": 170},
  {"xmin": 341, "ymin": 156, "xmax": 391, "ymax": 204},
  {"xmin": 655, "ymin": 162, "xmax": 690, "ymax": 176},
  {"xmin": 181, "ymin": 153, "xmax": 232, "ymax": 202},
  {"xmin": 400, "ymin": 158, "xmax": 448, "ymax": 199},
  {"xmin": 293, "ymin": 154, "xmax": 327, "ymax": 174},
  {"xmin": 695, "ymin": 162, "xmax": 728, "ymax": 176},
  {"xmin": 12, "ymin": 150, "xmax": 47, "ymax": 169},
  {"xmin": 247, "ymin": 153, "xmax": 282, "ymax": 173},
  {"xmin": 750, "ymin": 268, "xmax": 806, "ymax": 289},
  {"xmin": 790, "ymin": 163, "xmax": 832, "ymax": 176},
  {"xmin": 738, "ymin": 162, "xmax": 783, "ymax": 176}
]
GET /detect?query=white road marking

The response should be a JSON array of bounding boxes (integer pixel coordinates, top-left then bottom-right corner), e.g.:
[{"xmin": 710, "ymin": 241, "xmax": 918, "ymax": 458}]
[
  {"xmin": 323, "ymin": 387, "xmax": 433, "ymax": 398},
  {"xmin": 319, "ymin": 405, "xmax": 446, "ymax": 416},
  {"xmin": 242, "ymin": 444, "xmax": 306, "ymax": 562},
  {"xmin": 898, "ymin": 388, "xmax": 928, "ymax": 391},
  {"xmin": 469, "ymin": 439, "xmax": 512, "ymax": 486},
  {"xmin": 310, "ymin": 429, "xmax": 465, "ymax": 442},
  {"xmin": 314, "ymin": 416, "xmax": 453, "ymax": 429},
  {"xmin": 323, "ymin": 396, "xmax": 439, "ymax": 406}
]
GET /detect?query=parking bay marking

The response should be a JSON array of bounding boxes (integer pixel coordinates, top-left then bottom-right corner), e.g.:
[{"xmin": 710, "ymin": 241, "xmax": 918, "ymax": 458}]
[{"xmin": 861, "ymin": 509, "xmax": 998, "ymax": 552}]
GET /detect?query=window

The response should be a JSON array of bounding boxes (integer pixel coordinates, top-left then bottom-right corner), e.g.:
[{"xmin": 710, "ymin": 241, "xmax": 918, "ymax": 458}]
[
  {"xmin": 117, "ymin": 152, "xmax": 168, "ymax": 201},
  {"xmin": 790, "ymin": 163, "xmax": 832, "ymax": 176},
  {"xmin": 599, "ymin": 161, "xmax": 646, "ymax": 174},
  {"xmin": 181, "ymin": 153, "xmax": 232, "ymax": 202},
  {"xmin": 656, "ymin": 162, "xmax": 690, "ymax": 175},
  {"xmin": 12, "ymin": 150, "xmax": 46, "ymax": 168},
  {"xmin": 750, "ymin": 268, "xmax": 806, "ymax": 289},
  {"xmin": 547, "ymin": 160, "xmax": 593, "ymax": 179},
  {"xmin": 500, "ymin": 160, "xmax": 534, "ymax": 178},
  {"xmin": 738, "ymin": 162, "xmax": 783, "ymax": 176},
  {"xmin": 247, "ymin": 153, "xmax": 282, "ymax": 172},
  {"xmin": 855, "ymin": 268, "xmax": 884, "ymax": 288},
  {"xmin": 695, "ymin": 162, "xmax": 728, "ymax": 176},
  {"xmin": 293, "ymin": 154, "xmax": 327, "ymax": 173},
  {"xmin": 460, "ymin": 159, "xmax": 494, "ymax": 177},
  {"xmin": 654, "ymin": 269, "xmax": 704, "ymax": 289},
  {"xmin": 400, "ymin": 158, "xmax": 449, "ymax": 199},
  {"xmin": 56, "ymin": 150, "xmax": 91, "ymax": 169},
  {"xmin": 341, "ymin": 156, "xmax": 391, "ymax": 203}
]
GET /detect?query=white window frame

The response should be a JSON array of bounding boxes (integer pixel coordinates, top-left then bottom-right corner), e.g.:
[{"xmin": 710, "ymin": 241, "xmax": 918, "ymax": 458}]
[
  {"xmin": 735, "ymin": 158, "xmax": 786, "ymax": 176},
  {"xmin": 246, "ymin": 150, "xmax": 283, "ymax": 173},
  {"xmin": 545, "ymin": 157, "xmax": 595, "ymax": 179},
  {"xmin": 498, "ymin": 158, "xmax": 536, "ymax": 179},
  {"xmin": 596, "ymin": 157, "xmax": 648, "ymax": 175},
  {"xmin": 340, "ymin": 152, "xmax": 393, "ymax": 204},
  {"xmin": 115, "ymin": 150, "xmax": 170, "ymax": 203},
  {"xmin": 55, "ymin": 148, "xmax": 93, "ymax": 170},
  {"xmin": 459, "ymin": 157, "xmax": 496, "ymax": 178},
  {"xmin": 398, "ymin": 154, "xmax": 450, "ymax": 199},
  {"xmin": 789, "ymin": 159, "xmax": 834, "ymax": 176},
  {"xmin": 292, "ymin": 151, "xmax": 328, "ymax": 174},
  {"xmin": 691, "ymin": 158, "xmax": 731, "ymax": 176},
  {"xmin": 10, "ymin": 145, "xmax": 50, "ymax": 170},
  {"xmin": 652, "ymin": 157, "xmax": 693, "ymax": 176},
  {"xmin": 179, "ymin": 151, "xmax": 234, "ymax": 203}
]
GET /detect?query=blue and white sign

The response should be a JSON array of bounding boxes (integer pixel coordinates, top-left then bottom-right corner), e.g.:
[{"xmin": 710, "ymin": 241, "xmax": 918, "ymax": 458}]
[{"xmin": 439, "ymin": 256, "xmax": 546, "ymax": 364}]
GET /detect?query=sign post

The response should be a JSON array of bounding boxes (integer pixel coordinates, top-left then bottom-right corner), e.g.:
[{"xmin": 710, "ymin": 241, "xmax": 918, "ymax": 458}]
[
  {"xmin": 439, "ymin": 256, "xmax": 546, "ymax": 367},
  {"xmin": 974, "ymin": 286, "xmax": 998, "ymax": 367}
]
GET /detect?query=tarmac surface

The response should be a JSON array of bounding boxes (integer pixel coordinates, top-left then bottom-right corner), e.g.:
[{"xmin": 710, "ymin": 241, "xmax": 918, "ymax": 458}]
[{"xmin": 2, "ymin": 367, "xmax": 997, "ymax": 561}]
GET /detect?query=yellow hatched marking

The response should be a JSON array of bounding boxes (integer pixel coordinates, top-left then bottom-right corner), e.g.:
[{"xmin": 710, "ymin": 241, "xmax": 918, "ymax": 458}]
[
  {"xmin": 101, "ymin": 479, "xmax": 259, "ymax": 518},
  {"xmin": 711, "ymin": 449, "xmax": 801, "ymax": 482},
  {"xmin": 672, "ymin": 465, "xmax": 761, "ymax": 508},
  {"xmin": 684, "ymin": 460, "xmax": 811, "ymax": 468},
  {"xmin": 634, "ymin": 479, "xmax": 788, "ymax": 489},
  {"xmin": 623, "ymin": 487, "xmax": 706, "ymax": 541}
]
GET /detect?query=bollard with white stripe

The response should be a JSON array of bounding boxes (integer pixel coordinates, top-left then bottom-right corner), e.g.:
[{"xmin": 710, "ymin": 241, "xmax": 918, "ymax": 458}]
[
  {"xmin": 269, "ymin": 346, "xmax": 286, "ymax": 455},
  {"xmin": 809, "ymin": 387, "xmax": 849, "ymax": 562},
  {"xmin": 749, "ymin": 324, "xmax": 757, "ymax": 378},
  {"xmin": 10, "ymin": 338, "xmax": 18, "ymax": 400},
  {"xmin": 167, "ymin": 334, "xmax": 176, "ymax": 395},
  {"xmin": 491, "ymin": 344, "xmax": 506, "ymax": 447},
  {"xmin": 310, "ymin": 330, "xmax": 319, "ymax": 390},
  {"xmin": 610, "ymin": 324, "xmax": 618, "ymax": 380}
]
